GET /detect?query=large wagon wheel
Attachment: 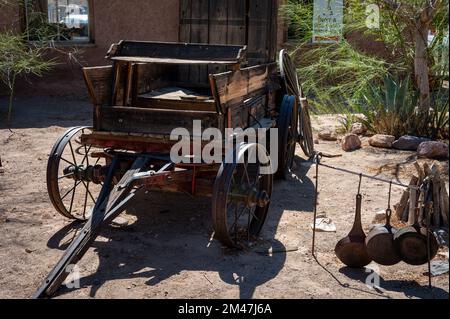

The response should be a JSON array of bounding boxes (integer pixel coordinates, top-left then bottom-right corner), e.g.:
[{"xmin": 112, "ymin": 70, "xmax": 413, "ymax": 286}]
[
  {"xmin": 47, "ymin": 127, "xmax": 103, "ymax": 221},
  {"xmin": 279, "ymin": 49, "xmax": 315, "ymax": 158},
  {"xmin": 276, "ymin": 95, "xmax": 297, "ymax": 180},
  {"xmin": 212, "ymin": 143, "xmax": 274, "ymax": 248}
]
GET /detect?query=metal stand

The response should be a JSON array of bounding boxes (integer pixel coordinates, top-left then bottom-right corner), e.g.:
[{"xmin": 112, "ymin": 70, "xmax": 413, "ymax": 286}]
[{"xmin": 312, "ymin": 153, "xmax": 321, "ymax": 257}]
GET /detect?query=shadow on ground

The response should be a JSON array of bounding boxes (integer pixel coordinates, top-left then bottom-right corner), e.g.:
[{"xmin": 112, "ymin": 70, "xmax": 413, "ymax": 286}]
[
  {"xmin": 0, "ymin": 96, "xmax": 92, "ymax": 129},
  {"xmin": 339, "ymin": 267, "xmax": 448, "ymax": 299},
  {"xmin": 44, "ymin": 162, "xmax": 315, "ymax": 299}
]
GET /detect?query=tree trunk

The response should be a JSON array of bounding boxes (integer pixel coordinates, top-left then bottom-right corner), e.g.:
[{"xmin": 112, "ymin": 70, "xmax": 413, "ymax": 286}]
[{"xmin": 414, "ymin": 21, "xmax": 431, "ymax": 115}]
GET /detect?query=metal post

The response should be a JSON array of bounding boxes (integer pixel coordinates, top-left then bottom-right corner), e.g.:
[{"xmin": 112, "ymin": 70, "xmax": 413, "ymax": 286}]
[{"xmin": 312, "ymin": 153, "xmax": 321, "ymax": 257}]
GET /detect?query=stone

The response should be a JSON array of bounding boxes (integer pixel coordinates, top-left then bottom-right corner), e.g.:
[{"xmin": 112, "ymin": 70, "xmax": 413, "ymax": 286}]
[
  {"xmin": 311, "ymin": 218, "xmax": 337, "ymax": 233},
  {"xmin": 318, "ymin": 129, "xmax": 338, "ymax": 141},
  {"xmin": 369, "ymin": 134, "xmax": 396, "ymax": 149},
  {"xmin": 351, "ymin": 122, "xmax": 367, "ymax": 135},
  {"xmin": 392, "ymin": 135, "xmax": 430, "ymax": 151},
  {"xmin": 417, "ymin": 141, "xmax": 449, "ymax": 159},
  {"xmin": 111, "ymin": 217, "xmax": 129, "ymax": 228},
  {"xmin": 341, "ymin": 134, "xmax": 362, "ymax": 152},
  {"xmin": 373, "ymin": 210, "xmax": 387, "ymax": 223}
]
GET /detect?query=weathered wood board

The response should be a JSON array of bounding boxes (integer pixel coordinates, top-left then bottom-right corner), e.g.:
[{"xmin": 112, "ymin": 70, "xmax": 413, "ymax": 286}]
[{"xmin": 179, "ymin": 0, "xmax": 278, "ymax": 67}]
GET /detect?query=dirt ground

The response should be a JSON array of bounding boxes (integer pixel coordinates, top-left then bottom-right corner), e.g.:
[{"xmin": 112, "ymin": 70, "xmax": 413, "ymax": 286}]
[{"xmin": 0, "ymin": 96, "xmax": 448, "ymax": 299}]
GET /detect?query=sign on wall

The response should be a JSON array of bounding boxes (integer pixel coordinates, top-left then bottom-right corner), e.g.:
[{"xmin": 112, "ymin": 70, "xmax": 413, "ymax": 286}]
[{"xmin": 313, "ymin": 0, "xmax": 344, "ymax": 43}]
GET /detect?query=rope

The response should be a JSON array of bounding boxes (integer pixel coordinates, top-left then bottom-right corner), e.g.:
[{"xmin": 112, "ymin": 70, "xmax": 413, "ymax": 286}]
[{"xmin": 313, "ymin": 152, "xmax": 420, "ymax": 191}]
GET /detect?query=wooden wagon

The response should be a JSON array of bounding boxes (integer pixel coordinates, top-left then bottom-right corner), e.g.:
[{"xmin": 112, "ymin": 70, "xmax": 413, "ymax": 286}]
[{"xmin": 34, "ymin": 0, "xmax": 314, "ymax": 298}]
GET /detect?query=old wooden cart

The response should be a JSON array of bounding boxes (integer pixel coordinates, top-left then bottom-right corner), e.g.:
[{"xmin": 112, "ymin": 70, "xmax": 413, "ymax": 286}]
[{"xmin": 33, "ymin": 1, "xmax": 314, "ymax": 299}]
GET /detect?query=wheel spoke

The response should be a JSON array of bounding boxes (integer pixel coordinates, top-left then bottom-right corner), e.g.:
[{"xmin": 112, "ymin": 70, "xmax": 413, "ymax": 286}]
[
  {"xmin": 60, "ymin": 180, "xmax": 81, "ymax": 201},
  {"xmin": 82, "ymin": 181, "xmax": 89, "ymax": 219},
  {"xmin": 82, "ymin": 146, "xmax": 92, "ymax": 166},
  {"xmin": 58, "ymin": 173, "xmax": 74, "ymax": 180},
  {"xmin": 68, "ymin": 141, "xmax": 78, "ymax": 166},
  {"xmin": 68, "ymin": 181, "xmax": 77, "ymax": 215},
  {"xmin": 81, "ymin": 180, "xmax": 97, "ymax": 204},
  {"xmin": 243, "ymin": 163, "xmax": 252, "ymax": 187},
  {"xmin": 229, "ymin": 205, "xmax": 250, "ymax": 236},
  {"xmin": 60, "ymin": 157, "xmax": 76, "ymax": 167}
]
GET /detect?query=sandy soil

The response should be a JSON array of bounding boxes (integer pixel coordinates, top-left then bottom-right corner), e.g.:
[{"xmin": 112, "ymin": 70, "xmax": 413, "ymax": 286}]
[{"xmin": 0, "ymin": 96, "xmax": 448, "ymax": 299}]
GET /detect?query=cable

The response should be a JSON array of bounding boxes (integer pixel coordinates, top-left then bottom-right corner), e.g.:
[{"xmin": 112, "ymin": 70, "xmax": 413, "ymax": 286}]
[{"xmin": 313, "ymin": 152, "xmax": 420, "ymax": 191}]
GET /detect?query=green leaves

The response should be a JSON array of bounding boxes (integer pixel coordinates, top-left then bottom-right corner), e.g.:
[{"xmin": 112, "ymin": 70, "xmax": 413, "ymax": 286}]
[{"xmin": 0, "ymin": 32, "xmax": 55, "ymax": 122}]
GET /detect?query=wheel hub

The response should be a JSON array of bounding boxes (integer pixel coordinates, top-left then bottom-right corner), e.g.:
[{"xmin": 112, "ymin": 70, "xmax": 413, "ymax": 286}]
[
  {"xmin": 63, "ymin": 165, "xmax": 103, "ymax": 184},
  {"xmin": 229, "ymin": 188, "xmax": 270, "ymax": 208}
]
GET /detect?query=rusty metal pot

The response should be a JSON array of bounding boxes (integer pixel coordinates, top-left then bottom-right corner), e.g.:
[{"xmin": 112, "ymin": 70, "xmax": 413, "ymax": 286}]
[
  {"xmin": 366, "ymin": 208, "xmax": 401, "ymax": 266},
  {"xmin": 394, "ymin": 185, "xmax": 439, "ymax": 266},
  {"xmin": 394, "ymin": 225, "xmax": 439, "ymax": 266},
  {"xmin": 335, "ymin": 194, "xmax": 372, "ymax": 268}
]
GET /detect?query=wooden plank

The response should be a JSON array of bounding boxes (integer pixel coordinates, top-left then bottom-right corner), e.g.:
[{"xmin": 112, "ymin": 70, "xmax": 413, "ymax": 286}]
[
  {"xmin": 111, "ymin": 62, "xmax": 128, "ymax": 106},
  {"xmin": 111, "ymin": 41, "xmax": 246, "ymax": 62},
  {"xmin": 110, "ymin": 56, "xmax": 242, "ymax": 65},
  {"xmin": 247, "ymin": 0, "xmax": 271, "ymax": 65},
  {"xmin": 189, "ymin": 0, "xmax": 210, "ymax": 85},
  {"xmin": 208, "ymin": 0, "xmax": 229, "ymax": 77},
  {"xmin": 268, "ymin": 0, "xmax": 278, "ymax": 61},
  {"xmin": 440, "ymin": 180, "xmax": 449, "ymax": 227},
  {"xmin": 179, "ymin": 0, "xmax": 192, "ymax": 43},
  {"xmin": 99, "ymin": 106, "xmax": 219, "ymax": 135},
  {"xmin": 179, "ymin": 0, "xmax": 192, "ymax": 82},
  {"xmin": 227, "ymin": 0, "xmax": 246, "ymax": 45},
  {"xmin": 212, "ymin": 64, "xmax": 271, "ymax": 110},
  {"xmin": 82, "ymin": 66, "xmax": 113, "ymax": 106},
  {"xmin": 135, "ymin": 97, "xmax": 216, "ymax": 112}
]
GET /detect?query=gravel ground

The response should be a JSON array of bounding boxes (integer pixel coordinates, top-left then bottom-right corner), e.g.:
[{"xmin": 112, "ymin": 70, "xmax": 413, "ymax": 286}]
[{"xmin": 0, "ymin": 96, "xmax": 448, "ymax": 299}]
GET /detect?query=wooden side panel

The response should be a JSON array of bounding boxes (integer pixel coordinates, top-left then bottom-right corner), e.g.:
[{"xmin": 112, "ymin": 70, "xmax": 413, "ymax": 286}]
[
  {"xmin": 83, "ymin": 66, "xmax": 113, "ymax": 106},
  {"xmin": 134, "ymin": 64, "xmax": 175, "ymax": 95},
  {"xmin": 99, "ymin": 107, "xmax": 219, "ymax": 135},
  {"xmin": 211, "ymin": 63, "xmax": 275, "ymax": 129},
  {"xmin": 212, "ymin": 64, "xmax": 271, "ymax": 109}
]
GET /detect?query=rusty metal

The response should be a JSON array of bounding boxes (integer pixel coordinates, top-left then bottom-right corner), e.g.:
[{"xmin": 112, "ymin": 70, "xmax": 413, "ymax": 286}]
[
  {"xmin": 366, "ymin": 182, "xmax": 402, "ymax": 266},
  {"xmin": 279, "ymin": 50, "xmax": 314, "ymax": 158},
  {"xmin": 394, "ymin": 182, "xmax": 439, "ymax": 266},
  {"xmin": 335, "ymin": 174, "xmax": 372, "ymax": 268},
  {"xmin": 276, "ymin": 95, "xmax": 297, "ymax": 180},
  {"xmin": 312, "ymin": 153, "xmax": 321, "ymax": 257},
  {"xmin": 47, "ymin": 127, "xmax": 103, "ymax": 221},
  {"xmin": 212, "ymin": 143, "xmax": 273, "ymax": 248},
  {"xmin": 34, "ymin": 156, "xmax": 146, "ymax": 298}
]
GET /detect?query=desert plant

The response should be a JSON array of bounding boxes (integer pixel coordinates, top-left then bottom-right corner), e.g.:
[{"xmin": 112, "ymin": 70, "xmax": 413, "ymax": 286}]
[
  {"xmin": 359, "ymin": 75, "xmax": 448, "ymax": 138},
  {"xmin": 0, "ymin": 32, "xmax": 54, "ymax": 124},
  {"xmin": 280, "ymin": 0, "xmax": 449, "ymax": 140}
]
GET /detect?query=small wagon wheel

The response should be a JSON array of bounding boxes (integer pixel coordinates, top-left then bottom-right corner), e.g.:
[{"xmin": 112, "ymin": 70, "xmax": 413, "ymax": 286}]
[
  {"xmin": 47, "ymin": 127, "xmax": 103, "ymax": 221},
  {"xmin": 279, "ymin": 49, "xmax": 315, "ymax": 158},
  {"xmin": 276, "ymin": 95, "xmax": 297, "ymax": 180},
  {"xmin": 212, "ymin": 143, "xmax": 273, "ymax": 248}
]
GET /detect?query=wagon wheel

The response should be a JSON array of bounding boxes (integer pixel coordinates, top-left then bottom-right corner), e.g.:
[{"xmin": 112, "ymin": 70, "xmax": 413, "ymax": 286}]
[
  {"xmin": 47, "ymin": 127, "xmax": 103, "ymax": 221},
  {"xmin": 276, "ymin": 95, "xmax": 297, "ymax": 180},
  {"xmin": 212, "ymin": 143, "xmax": 273, "ymax": 248},
  {"xmin": 279, "ymin": 49, "xmax": 315, "ymax": 158}
]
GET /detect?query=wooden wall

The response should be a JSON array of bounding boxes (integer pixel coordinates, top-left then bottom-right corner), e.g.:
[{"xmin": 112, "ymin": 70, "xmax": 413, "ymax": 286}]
[{"xmin": 179, "ymin": 0, "xmax": 278, "ymax": 66}]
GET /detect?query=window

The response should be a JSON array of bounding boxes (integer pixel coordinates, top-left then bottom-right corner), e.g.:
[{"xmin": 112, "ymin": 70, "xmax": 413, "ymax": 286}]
[{"xmin": 25, "ymin": 0, "xmax": 91, "ymax": 43}]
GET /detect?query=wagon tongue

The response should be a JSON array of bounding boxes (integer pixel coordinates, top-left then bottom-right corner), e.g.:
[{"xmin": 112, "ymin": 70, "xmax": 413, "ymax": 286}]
[{"xmin": 33, "ymin": 156, "xmax": 149, "ymax": 299}]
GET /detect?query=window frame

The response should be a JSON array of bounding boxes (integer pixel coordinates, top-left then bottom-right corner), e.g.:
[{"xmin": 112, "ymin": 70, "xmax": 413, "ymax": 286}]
[{"xmin": 23, "ymin": 0, "xmax": 95, "ymax": 44}]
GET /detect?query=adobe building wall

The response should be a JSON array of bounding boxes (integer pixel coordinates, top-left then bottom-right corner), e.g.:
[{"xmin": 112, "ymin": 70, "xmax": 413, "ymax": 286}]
[{"xmin": 1, "ymin": 0, "xmax": 180, "ymax": 95}]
